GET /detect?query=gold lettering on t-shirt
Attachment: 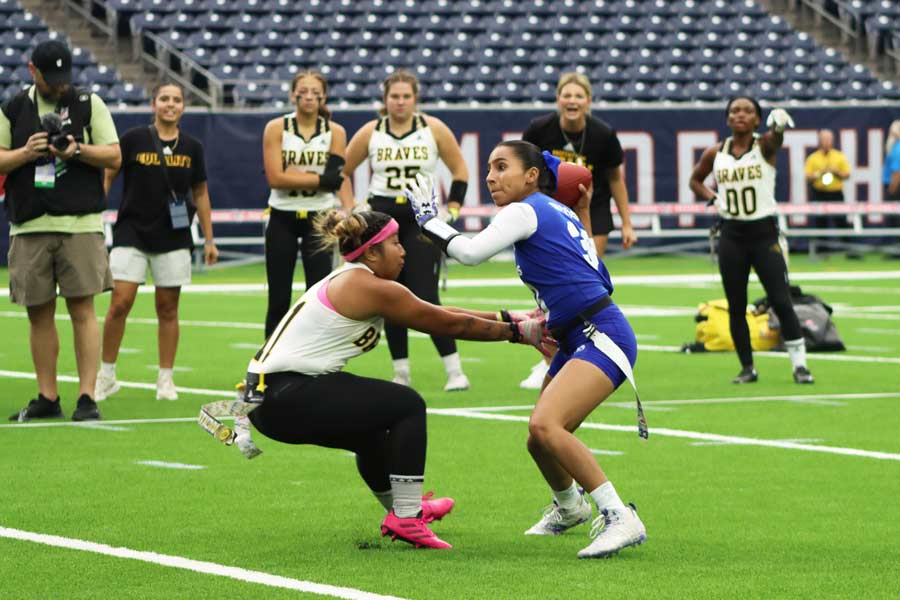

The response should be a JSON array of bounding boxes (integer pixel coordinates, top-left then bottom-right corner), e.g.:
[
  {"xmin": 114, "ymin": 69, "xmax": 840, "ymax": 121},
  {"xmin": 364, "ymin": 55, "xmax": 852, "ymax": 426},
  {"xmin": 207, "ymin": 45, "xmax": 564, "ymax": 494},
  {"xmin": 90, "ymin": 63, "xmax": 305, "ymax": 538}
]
[{"xmin": 376, "ymin": 146, "xmax": 429, "ymax": 162}]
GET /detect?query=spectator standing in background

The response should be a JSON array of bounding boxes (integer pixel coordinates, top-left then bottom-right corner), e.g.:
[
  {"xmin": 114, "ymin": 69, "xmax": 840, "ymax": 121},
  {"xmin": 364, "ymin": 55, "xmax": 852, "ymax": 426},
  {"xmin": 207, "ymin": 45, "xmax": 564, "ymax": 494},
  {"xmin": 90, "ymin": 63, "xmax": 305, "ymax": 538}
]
[
  {"xmin": 884, "ymin": 120, "xmax": 900, "ymax": 258},
  {"xmin": 804, "ymin": 129, "xmax": 854, "ymax": 257},
  {"xmin": 1, "ymin": 41, "xmax": 120, "ymax": 422},
  {"xmin": 95, "ymin": 82, "xmax": 217, "ymax": 402}
]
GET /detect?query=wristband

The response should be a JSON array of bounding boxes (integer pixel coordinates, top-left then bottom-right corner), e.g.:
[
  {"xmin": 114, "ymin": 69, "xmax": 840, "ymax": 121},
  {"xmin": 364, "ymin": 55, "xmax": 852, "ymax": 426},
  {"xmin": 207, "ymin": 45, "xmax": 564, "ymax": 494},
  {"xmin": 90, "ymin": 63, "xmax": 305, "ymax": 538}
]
[
  {"xmin": 448, "ymin": 180, "xmax": 467, "ymax": 204},
  {"xmin": 508, "ymin": 321, "xmax": 521, "ymax": 343},
  {"xmin": 448, "ymin": 206, "xmax": 460, "ymax": 221},
  {"xmin": 498, "ymin": 309, "xmax": 511, "ymax": 323}
]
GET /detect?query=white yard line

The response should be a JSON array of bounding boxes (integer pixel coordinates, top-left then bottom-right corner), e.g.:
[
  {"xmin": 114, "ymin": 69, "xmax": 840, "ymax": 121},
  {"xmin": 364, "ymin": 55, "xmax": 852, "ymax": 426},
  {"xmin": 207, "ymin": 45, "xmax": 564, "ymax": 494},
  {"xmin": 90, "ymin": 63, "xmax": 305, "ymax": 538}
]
[
  {"xmin": 427, "ymin": 408, "xmax": 900, "ymax": 462},
  {"xmin": 0, "ymin": 526, "xmax": 409, "ymax": 600},
  {"xmin": 691, "ymin": 438, "xmax": 823, "ymax": 447},
  {"xmin": 640, "ymin": 344, "xmax": 900, "ymax": 364},
  {"xmin": 136, "ymin": 460, "xmax": 206, "ymax": 470},
  {"xmin": 856, "ymin": 327, "xmax": 900, "ymax": 335},
  {"xmin": 589, "ymin": 448, "xmax": 625, "ymax": 456}
]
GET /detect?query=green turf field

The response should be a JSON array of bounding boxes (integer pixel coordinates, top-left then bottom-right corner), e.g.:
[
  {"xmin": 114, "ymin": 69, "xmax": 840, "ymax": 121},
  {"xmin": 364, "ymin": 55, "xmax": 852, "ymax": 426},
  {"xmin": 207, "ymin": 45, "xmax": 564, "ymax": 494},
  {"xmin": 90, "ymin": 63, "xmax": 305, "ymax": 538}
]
[{"xmin": 1, "ymin": 254, "xmax": 898, "ymax": 599}]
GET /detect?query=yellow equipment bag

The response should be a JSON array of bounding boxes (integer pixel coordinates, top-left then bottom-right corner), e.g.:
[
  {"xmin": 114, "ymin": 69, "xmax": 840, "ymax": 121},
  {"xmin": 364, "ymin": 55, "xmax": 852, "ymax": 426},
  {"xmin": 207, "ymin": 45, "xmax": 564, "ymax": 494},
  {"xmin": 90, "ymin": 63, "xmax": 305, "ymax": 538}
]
[{"xmin": 694, "ymin": 299, "xmax": 779, "ymax": 352}]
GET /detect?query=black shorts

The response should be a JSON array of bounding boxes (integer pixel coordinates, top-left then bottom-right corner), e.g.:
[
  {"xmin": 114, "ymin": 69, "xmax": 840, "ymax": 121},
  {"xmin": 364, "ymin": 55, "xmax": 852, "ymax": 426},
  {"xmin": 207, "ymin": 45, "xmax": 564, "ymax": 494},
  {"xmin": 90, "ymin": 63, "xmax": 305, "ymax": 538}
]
[{"xmin": 590, "ymin": 200, "xmax": 614, "ymax": 235}]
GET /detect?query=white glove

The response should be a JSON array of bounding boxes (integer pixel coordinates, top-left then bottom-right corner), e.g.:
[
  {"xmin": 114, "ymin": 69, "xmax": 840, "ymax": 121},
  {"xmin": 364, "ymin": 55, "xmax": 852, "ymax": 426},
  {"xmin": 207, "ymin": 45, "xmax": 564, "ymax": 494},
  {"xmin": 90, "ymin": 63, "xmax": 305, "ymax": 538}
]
[
  {"xmin": 403, "ymin": 172, "xmax": 439, "ymax": 226},
  {"xmin": 766, "ymin": 108, "xmax": 795, "ymax": 133}
]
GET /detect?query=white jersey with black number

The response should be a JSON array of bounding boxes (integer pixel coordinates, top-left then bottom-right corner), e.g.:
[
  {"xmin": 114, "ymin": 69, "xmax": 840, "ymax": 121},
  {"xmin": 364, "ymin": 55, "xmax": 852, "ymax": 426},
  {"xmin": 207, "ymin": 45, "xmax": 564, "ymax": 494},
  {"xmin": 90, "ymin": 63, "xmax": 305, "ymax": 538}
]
[
  {"xmin": 713, "ymin": 135, "xmax": 778, "ymax": 221},
  {"xmin": 267, "ymin": 114, "xmax": 335, "ymax": 211},
  {"xmin": 248, "ymin": 262, "xmax": 383, "ymax": 376},
  {"xmin": 367, "ymin": 115, "xmax": 440, "ymax": 197}
]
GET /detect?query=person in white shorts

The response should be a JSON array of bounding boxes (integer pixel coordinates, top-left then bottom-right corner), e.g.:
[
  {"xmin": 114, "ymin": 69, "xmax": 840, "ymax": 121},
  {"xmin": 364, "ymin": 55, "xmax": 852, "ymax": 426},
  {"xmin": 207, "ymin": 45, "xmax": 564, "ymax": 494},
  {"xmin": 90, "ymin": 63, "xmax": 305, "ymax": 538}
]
[{"xmin": 96, "ymin": 82, "xmax": 218, "ymax": 401}]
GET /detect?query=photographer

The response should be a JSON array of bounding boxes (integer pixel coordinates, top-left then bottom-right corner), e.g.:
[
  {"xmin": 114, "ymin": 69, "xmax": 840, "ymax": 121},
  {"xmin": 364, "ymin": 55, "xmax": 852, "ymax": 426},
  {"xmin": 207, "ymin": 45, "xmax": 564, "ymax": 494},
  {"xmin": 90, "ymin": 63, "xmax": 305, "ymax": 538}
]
[{"xmin": 1, "ymin": 41, "xmax": 121, "ymax": 422}]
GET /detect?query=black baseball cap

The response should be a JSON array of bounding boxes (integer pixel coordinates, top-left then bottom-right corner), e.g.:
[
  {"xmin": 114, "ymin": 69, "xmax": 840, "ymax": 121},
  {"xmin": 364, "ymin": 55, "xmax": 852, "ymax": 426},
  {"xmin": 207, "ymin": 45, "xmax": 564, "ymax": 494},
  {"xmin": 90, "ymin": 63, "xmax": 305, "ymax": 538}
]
[{"xmin": 31, "ymin": 40, "xmax": 72, "ymax": 86}]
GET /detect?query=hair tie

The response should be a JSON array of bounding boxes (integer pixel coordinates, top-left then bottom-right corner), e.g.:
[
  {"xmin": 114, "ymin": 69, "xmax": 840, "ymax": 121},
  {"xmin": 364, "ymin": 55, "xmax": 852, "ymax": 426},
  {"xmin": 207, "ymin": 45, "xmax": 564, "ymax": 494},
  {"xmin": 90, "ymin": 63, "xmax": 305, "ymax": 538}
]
[{"xmin": 541, "ymin": 151, "xmax": 561, "ymax": 190}]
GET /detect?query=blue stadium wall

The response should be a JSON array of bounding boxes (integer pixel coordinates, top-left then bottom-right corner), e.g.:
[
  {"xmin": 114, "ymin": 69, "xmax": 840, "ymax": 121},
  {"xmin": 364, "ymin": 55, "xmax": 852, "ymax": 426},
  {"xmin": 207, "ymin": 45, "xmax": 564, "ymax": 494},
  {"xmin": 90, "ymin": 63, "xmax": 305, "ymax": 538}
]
[{"xmin": 2, "ymin": 105, "xmax": 899, "ymax": 263}]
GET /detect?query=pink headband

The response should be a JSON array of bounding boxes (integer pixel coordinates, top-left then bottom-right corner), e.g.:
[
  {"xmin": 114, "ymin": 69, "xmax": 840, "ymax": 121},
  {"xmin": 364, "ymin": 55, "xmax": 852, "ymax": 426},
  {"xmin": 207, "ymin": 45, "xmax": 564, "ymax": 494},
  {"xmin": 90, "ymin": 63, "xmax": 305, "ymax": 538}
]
[{"xmin": 342, "ymin": 218, "xmax": 399, "ymax": 262}]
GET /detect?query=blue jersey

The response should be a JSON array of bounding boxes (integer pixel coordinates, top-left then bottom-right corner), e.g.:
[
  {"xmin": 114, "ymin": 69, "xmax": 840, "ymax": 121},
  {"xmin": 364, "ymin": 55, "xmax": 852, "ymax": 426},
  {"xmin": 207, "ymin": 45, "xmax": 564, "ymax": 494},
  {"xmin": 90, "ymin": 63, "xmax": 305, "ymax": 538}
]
[{"xmin": 515, "ymin": 192, "xmax": 614, "ymax": 327}]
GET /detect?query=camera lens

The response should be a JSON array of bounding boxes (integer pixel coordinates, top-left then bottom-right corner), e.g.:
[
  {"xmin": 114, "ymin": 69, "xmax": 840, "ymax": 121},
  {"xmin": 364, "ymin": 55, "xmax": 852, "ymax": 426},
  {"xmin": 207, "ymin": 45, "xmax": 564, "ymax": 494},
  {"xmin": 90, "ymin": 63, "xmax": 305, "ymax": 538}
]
[{"xmin": 51, "ymin": 134, "xmax": 70, "ymax": 151}]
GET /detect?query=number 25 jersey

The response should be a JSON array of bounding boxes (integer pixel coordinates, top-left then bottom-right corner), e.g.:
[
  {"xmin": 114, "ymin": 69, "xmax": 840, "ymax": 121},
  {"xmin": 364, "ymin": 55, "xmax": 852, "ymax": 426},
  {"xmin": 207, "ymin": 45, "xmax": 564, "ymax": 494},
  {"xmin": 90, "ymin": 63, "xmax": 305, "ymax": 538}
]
[
  {"xmin": 713, "ymin": 135, "xmax": 778, "ymax": 221},
  {"xmin": 367, "ymin": 115, "xmax": 439, "ymax": 197},
  {"xmin": 249, "ymin": 262, "xmax": 383, "ymax": 376}
]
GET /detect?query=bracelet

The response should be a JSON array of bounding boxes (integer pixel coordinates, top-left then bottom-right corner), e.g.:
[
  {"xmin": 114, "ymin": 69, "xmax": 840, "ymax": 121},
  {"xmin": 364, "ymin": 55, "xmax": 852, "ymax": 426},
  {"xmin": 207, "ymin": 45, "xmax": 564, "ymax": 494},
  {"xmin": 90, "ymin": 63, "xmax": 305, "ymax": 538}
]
[
  {"xmin": 508, "ymin": 321, "xmax": 521, "ymax": 343},
  {"xmin": 204, "ymin": 240, "xmax": 215, "ymax": 246}
]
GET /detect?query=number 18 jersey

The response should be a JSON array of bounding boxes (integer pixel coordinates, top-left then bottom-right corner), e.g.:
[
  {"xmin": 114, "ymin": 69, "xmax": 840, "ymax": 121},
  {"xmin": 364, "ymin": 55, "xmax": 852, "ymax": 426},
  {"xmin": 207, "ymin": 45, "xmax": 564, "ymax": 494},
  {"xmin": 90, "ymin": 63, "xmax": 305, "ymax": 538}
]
[{"xmin": 713, "ymin": 135, "xmax": 778, "ymax": 221}]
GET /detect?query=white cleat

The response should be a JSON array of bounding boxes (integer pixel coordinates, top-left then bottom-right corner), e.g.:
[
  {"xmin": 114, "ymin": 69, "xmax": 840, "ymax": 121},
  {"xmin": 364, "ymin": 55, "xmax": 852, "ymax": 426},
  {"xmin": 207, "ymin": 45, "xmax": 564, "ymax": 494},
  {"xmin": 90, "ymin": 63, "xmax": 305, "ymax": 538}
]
[
  {"xmin": 392, "ymin": 373, "xmax": 411, "ymax": 386},
  {"xmin": 525, "ymin": 495, "xmax": 592, "ymax": 535},
  {"xmin": 520, "ymin": 360, "xmax": 549, "ymax": 390},
  {"xmin": 577, "ymin": 503, "xmax": 647, "ymax": 558},
  {"xmin": 443, "ymin": 372, "xmax": 470, "ymax": 392},
  {"xmin": 94, "ymin": 372, "xmax": 120, "ymax": 402},
  {"xmin": 156, "ymin": 375, "xmax": 179, "ymax": 401}
]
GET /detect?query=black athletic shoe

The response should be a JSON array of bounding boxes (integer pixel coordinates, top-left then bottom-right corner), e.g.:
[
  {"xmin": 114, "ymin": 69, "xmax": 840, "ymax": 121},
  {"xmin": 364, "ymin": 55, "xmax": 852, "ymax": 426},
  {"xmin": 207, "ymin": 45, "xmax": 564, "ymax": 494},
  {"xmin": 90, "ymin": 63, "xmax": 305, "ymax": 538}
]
[
  {"xmin": 731, "ymin": 367, "xmax": 758, "ymax": 384},
  {"xmin": 72, "ymin": 394, "xmax": 101, "ymax": 421},
  {"xmin": 9, "ymin": 394, "xmax": 64, "ymax": 422},
  {"xmin": 793, "ymin": 366, "xmax": 814, "ymax": 384}
]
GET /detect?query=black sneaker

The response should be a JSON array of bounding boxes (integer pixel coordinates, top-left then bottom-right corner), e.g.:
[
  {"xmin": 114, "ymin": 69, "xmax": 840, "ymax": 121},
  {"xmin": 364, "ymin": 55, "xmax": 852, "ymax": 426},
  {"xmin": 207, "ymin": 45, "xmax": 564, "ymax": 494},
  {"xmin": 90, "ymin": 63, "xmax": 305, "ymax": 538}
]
[
  {"xmin": 8, "ymin": 394, "xmax": 64, "ymax": 422},
  {"xmin": 793, "ymin": 366, "xmax": 814, "ymax": 384},
  {"xmin": 72, "ymin": 394, "xmax": 101, "ymax": 421},
  {"xmin": 731, "ymin": 367, "xmax": 758, "ymax": 384}
]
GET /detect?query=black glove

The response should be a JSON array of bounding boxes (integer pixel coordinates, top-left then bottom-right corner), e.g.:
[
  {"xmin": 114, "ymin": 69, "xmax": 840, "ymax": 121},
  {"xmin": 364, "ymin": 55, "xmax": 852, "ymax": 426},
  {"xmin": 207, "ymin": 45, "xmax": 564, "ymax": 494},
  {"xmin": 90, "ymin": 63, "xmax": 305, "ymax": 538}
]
[{"xmin": 319, "ymin": 154, "xmax": 346, "ymax": 192}]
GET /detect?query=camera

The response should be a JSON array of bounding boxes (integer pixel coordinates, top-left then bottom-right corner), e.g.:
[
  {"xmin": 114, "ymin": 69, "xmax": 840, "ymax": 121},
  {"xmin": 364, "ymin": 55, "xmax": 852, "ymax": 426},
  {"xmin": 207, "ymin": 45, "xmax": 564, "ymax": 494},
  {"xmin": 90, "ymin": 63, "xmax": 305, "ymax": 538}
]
[{"xmin": 40, "ymin": 113, "xmax": 71, "ymax": 152}]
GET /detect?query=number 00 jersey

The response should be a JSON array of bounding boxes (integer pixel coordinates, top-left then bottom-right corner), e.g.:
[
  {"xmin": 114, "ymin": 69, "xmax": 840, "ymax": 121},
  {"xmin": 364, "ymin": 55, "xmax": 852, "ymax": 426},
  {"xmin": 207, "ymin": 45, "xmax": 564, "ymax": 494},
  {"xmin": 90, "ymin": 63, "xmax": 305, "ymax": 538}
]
[
  {"xmin": 367, "ymin": 115, "xmax": 439, "ymax": 197},
  {"xmin": 267, "ymin": 114, "xmax": 336, "ymax": 212},
  {"xmin": 713, "ymin": 135, "xmax": 778, "ymax": 221},
  {"xmin": 248, "ymin": 262, "xmax": 383, "ymax": 376}
]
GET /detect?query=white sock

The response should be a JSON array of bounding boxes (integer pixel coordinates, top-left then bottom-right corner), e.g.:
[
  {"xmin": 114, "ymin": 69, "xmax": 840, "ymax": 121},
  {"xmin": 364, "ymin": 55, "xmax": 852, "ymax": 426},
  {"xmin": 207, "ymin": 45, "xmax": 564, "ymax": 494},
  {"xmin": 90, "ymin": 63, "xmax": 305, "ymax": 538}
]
[
  {"xmin": 784, "ymin": 338, "xmax": 807, "ymax": 370},
  {"xmin": 441, "ymin": 352, "xmax": 463, "ymax": 375},
  {"xmin": 588, "ymin": 481, "xmax": 626, "ymax": 512},
  {"xmin": 158, "ymin": 367, "xmax": 174, "ymax": 380},
  {"xmin": 392, "ymin": 358, "xmax": 410, "ymax": 378},
  {"xmin": 552, "ymin": 481, "xmax": 582, "ymax": 510},
  {"xmin": 389, "ymin": 474, "xmax": 424, "ymax": 518},
  {"xmin": 100, "ymin": 362, "xmax": 116, "ymax": 377},
  {"xmin": 373, "ymin": 489, "xmax": 392, "ymax": 512}
]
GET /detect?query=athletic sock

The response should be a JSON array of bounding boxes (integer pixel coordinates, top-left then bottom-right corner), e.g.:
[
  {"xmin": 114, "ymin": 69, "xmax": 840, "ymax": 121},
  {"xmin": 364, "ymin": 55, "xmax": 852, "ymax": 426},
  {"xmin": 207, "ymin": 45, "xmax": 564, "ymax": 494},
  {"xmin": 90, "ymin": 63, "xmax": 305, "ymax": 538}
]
[
  {"xmin": 373, "ymin": 489, "xmax": 393, "ymax": 512},
  {"xmin": 784, "ymin": 338, "xmax": 807, "ymax": 370},
  {"xmin": 158, "ymin": 367, "xmax": 174, "ymax": 380},
  {"xmin": 100, "ymin": 362, "xmax": 116, "ymax": 377},
  {"xmin": 552, "ymin": 481, "xmax": 582, "ymax": 510},
  {"xmin": 441, "ymin": 352, "xmax": 463, "ymax": 375},
  {"xmin": 389, "ymin": 474, "xmax": 424, "ymax": 518},
  {"xmin": 392, "ymin": 358, "xmax": 410, "ymax": 379},
  {"xmin": 588, "ymin": 481, "xmax": 627, "ymax": 512}
]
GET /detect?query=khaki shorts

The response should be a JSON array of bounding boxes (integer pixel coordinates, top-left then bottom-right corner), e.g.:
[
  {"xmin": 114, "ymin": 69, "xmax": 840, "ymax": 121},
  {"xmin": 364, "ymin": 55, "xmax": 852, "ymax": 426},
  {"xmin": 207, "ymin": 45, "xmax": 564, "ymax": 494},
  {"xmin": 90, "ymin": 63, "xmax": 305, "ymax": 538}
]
[
  {"xmin": 109, "ymin": 246, "xmax": 192, "ymax": 287},
  {"xmin": 8, "ymin": 232, "xmax": 113, "ymax": 307}
]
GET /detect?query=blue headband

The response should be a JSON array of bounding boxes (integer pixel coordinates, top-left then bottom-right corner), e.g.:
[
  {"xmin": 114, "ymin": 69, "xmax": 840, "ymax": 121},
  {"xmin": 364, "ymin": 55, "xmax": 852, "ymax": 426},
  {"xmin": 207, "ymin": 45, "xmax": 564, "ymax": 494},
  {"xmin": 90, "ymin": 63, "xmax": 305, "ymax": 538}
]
[{"xmin": 541, "ymin": 151, "xmax": 560, "ymax": 190}]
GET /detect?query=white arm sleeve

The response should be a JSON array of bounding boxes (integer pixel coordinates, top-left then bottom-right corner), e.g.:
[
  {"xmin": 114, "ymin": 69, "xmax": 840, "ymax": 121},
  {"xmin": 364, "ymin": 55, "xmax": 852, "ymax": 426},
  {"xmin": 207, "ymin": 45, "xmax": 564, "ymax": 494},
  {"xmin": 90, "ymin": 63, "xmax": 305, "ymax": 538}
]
[{"xmin": 446, "ymin": 202, "xmax": 538, "ymax": 265}]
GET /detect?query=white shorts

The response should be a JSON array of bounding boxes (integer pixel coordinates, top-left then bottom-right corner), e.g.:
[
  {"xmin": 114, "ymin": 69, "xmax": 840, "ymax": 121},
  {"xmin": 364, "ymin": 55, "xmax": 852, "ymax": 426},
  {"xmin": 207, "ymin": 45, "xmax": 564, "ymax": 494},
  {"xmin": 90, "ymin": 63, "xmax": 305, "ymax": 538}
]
[{"xmin": 109, "ymin": 247, "xmax": 192, "ymax": 287}]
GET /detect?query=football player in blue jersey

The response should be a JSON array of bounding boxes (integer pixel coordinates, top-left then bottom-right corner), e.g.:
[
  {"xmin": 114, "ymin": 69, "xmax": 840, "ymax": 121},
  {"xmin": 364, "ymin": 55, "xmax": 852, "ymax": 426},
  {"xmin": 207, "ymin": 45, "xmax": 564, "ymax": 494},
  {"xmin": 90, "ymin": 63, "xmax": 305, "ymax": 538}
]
[{"xmin": 404, "ymin": 140, "xmax": 647, "ymax": 559}]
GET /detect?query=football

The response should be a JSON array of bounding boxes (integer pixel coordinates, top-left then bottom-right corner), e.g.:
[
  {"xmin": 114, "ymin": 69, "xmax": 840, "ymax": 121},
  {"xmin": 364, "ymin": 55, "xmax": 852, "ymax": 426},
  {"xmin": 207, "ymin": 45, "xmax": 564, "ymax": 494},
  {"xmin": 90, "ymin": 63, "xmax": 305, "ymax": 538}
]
[{"xmin": 552, "ymin": 162, "xmax": 592, "ymax": 207}]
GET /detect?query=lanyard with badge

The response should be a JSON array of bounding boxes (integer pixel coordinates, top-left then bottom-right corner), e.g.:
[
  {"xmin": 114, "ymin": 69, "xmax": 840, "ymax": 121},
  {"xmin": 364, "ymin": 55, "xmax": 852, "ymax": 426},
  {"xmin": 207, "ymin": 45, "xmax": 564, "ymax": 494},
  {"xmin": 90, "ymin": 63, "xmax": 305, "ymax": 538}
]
[
  {"xmin": 148, "ymin": 125, "xmax": 190, "ymax": 229},
  {"xmin": 32, "ymin": 88, "xmax": 60, "ymax": 189}
]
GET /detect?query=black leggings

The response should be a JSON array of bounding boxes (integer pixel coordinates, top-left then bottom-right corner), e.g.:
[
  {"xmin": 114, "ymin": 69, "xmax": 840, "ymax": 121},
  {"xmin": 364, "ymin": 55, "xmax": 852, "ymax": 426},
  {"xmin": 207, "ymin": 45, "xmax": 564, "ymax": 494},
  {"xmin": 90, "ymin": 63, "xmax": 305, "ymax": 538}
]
[
  {"xmin": 265, "ymin": 208, "xmax": 334, "ymax": 337},
  {"xmin": 718, "ymin": 218, "xmax": 803, "ymax": 368},
  {"xmin": 369, "ymin": 197, "xmax": 457, "ymax": 360},
  {"xmin": 248, "ymin": 371, "xmax": 427, "ymax": 493}
]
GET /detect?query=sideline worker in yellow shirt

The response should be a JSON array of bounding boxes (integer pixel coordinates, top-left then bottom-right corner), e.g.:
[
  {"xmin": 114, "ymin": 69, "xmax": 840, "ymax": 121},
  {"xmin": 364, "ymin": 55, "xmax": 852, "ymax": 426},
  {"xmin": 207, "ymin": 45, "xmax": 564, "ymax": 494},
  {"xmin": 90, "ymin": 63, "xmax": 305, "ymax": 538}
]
[{"xmin": 804, "ymin": 129, "xmax": 854, "ymax": 256}]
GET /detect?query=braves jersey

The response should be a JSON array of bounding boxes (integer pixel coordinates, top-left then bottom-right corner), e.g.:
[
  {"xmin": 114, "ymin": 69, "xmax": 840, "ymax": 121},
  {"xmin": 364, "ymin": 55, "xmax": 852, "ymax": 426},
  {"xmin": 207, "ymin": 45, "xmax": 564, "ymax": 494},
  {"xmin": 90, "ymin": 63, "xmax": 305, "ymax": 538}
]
[
  {"xmin": 713, "ymin": 135, "xmax": 778, "ymax": 221},
  {"xmin": 267, "ymin": 114, "xmax": 335, "ymax": 211},
  {"xmin": 516, "ymin": 192, "xmax": 614, "ymax": 327},
  {"xmin": 367, "ymin": 115, "xmax": 439, "ymax": 197},
  {"xmin": 248, "ymin": 262, "xmax": 383, "ymax": 376}
]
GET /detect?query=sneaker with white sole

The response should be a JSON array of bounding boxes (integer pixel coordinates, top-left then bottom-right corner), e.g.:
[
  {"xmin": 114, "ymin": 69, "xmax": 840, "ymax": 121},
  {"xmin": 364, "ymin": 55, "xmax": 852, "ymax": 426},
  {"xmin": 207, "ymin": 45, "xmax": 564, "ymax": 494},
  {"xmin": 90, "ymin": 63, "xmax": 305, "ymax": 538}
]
[
  {"xmin": 524, "ymin": 494, "xmax": 592, "ymax": 535},
  {"xmin": 577, "ymin": 503, "xmax": 647, "ymax": 558},
  {"xmin": 94, "ymin": 372, "xmax": 120, "ymax": 402},
  {"xmin": 443, "ymin": 371, "xmax": 469, "ymax": 392},
  {"xmin": 156, "ymin": 375, "xmax": 178, "ymax": 401},
  {"xmin": 520, "ymin": 360, "xmax": 549, "ymax": 390}
]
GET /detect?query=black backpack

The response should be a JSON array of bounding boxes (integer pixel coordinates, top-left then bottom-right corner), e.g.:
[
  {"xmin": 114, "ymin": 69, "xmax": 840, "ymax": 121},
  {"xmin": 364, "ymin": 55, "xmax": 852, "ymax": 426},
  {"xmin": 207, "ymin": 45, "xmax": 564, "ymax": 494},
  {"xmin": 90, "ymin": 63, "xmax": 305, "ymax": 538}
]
[{"xmin": 754, "ymin": 286, "xmax": 846, "ymax": 352}]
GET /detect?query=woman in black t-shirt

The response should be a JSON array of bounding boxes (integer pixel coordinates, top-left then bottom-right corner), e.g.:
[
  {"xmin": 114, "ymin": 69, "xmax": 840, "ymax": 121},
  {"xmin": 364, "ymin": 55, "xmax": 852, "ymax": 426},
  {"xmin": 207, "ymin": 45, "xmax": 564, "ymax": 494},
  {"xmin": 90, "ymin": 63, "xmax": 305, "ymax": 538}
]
[
  {"xmin": 519, "ymin": 73, "xmax": 638, "ymax": 390},
  {"xmin": 95, "ymin": 82, "xmax": 218, "ymax": 403},
  {"xmin": 523, "ymin": 72, "xmax": 636, "ymax": 258}
]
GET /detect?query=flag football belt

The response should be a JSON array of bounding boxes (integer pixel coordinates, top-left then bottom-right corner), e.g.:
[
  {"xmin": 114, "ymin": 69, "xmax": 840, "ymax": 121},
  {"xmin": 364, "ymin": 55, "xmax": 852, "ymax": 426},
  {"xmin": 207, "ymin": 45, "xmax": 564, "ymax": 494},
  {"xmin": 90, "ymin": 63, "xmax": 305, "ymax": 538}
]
[
  {"xmin": 551, "ymin": 297, "xmax": 648, "ymax": 440},
  {"xmin": 196, "ymin": 371, "xmax": 266, "ymax": 458},
  {"xmin": 370, "ymin": 194, "xmax": 408, "ymax": 205}
]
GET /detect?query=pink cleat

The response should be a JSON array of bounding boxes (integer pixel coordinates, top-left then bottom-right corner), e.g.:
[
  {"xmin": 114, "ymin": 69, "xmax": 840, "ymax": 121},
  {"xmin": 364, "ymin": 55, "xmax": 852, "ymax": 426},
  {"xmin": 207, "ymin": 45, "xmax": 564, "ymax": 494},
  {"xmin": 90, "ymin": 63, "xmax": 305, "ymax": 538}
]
[
  {"xmin": 421, "ymin": 491, "xmax": 455, "ymax": 523},
  {"xmin": 381, "ymin": 511, "xmax": 452, "ymax": 549}
]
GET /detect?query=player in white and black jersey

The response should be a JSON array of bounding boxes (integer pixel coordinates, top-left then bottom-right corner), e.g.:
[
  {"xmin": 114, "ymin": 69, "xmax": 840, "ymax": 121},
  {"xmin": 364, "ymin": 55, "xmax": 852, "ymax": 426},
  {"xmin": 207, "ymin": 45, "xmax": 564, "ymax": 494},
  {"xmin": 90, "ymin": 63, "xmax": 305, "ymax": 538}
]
[
  {"xmin": 240, "ymin": 210, "xmax": 547, "ymax": 549},
  {"xmin": 690, "ymin": 96, "xmax": 813, "ymax": 385},
  {"xmin": 262, "ymin": 71, "xmax": 351, "ymax": 337},
  {"xmin": 341, "ymin": 70, "xmax": 472, "ymax": 391}
]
